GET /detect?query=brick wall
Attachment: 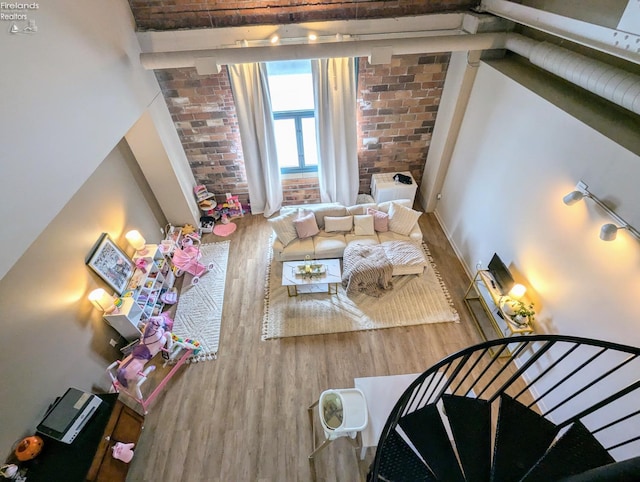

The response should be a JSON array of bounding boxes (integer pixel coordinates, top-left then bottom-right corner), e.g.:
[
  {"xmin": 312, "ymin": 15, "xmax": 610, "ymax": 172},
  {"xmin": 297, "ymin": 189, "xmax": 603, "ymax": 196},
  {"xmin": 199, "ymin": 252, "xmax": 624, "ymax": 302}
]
[
  {"xmin": 357, "ymin": 53, "xmax": 450, "ymax": 195},
  {"xmin": 156, "ymin": 67, "xmax": 251, "ymax": 206},
  {"xmin": 130, "ymin": 0, "xmax": 478, "ymax": 30},
  {"xmin": 156, "ymin": 53, "xmax": 450, "ymax": 209}
]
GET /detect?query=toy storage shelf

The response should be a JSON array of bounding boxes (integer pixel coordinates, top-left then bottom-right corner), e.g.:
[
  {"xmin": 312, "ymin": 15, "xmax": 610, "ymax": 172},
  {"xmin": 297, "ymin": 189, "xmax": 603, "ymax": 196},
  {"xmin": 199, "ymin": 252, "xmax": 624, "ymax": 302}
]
[{"xmin": 104, "ymin": 245, "xmax": 175, "ymax": 341}]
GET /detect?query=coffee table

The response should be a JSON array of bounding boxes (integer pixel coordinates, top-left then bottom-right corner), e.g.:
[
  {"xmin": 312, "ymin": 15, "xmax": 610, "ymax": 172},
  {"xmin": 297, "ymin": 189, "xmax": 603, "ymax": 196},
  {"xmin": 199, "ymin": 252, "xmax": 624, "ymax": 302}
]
[{"xmin": 282, "ymin": 258, "xmax": 341, "ymax": 296}]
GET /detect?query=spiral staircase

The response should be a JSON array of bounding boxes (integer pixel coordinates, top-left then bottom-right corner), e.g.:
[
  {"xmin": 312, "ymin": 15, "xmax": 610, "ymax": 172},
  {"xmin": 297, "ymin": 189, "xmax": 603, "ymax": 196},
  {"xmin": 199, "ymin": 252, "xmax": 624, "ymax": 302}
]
[{"xmin": 367, "ymin": 334, "xmax": 640, "ymax": 481}]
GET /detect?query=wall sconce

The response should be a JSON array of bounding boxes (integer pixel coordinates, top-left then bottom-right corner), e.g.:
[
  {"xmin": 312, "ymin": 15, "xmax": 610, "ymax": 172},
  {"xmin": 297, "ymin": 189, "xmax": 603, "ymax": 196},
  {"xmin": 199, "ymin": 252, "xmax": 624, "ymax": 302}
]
[
  {"xmin": 563, "ymin": 181, "xmax": 640, "ymax": 243},
  {"xmin": 88, "ymin": 288, "xmax": 118, "ymax": 314},
  {"xmin": 125, "ymin": 230, "xmax": 148, "ymax": 255}
]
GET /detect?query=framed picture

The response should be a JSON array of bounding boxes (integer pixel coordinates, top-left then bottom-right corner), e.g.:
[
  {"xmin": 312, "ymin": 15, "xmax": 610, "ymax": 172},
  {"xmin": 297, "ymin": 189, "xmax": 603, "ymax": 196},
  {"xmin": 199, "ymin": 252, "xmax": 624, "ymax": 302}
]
[{"xmin": 86, "ymin": 233, "xmax": 134, "ymax": 295}]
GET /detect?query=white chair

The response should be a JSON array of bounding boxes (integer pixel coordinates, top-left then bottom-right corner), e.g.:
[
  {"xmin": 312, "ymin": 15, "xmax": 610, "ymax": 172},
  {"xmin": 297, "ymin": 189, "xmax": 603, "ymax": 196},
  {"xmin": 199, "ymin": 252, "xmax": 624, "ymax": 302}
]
[{"xmin": 308, "ymin": 388, "xmax": 368, "ymax": 460}]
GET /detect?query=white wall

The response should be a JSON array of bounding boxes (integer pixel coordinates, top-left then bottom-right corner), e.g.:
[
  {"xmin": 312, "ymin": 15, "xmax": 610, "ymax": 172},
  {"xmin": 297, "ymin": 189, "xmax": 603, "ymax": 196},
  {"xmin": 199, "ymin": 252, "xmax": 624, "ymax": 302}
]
[
  {"xmin": 0, "ymin": 0, "xmax": 159, "ymax": 279},
  {"xmin": 438, "ymin": 61, "xmax": 640, "ymax": 346},
  {"xmin": 437, "ymin": 61, "xmax": 640, "ymax": 458},
  {"xmin": 0, "ymin": 141, "xmax": 166, "ymax": 455}
]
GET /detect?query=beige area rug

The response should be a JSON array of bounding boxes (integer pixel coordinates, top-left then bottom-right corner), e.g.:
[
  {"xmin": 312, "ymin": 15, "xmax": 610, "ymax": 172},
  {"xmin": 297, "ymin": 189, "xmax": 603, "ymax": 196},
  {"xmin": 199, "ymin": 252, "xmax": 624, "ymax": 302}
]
[
  {"xmin": 172, "ymin": 241, "xmax": 229, "ymax": 361},
  {"xmin": 262, "ymin": 241, "xmax": 459, "ymax": 340}
]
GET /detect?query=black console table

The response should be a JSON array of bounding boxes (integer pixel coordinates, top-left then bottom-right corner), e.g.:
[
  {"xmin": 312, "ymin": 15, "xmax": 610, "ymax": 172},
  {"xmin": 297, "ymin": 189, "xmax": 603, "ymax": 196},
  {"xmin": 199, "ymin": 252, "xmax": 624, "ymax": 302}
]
[{"xmin": 24, "ymin": 393, "xmax": 144, "ymax": 482}]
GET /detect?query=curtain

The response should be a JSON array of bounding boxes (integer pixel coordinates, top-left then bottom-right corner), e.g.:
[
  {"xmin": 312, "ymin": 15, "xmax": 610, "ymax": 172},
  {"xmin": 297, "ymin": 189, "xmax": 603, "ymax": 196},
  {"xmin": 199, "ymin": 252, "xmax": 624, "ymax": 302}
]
[
  {"xmin": 228, "ymin": 63, "xmax": 282, "ymax": 217},
  {"xmin": 312, "ymin": 57, "xmax": 358, "ymax": 206}
]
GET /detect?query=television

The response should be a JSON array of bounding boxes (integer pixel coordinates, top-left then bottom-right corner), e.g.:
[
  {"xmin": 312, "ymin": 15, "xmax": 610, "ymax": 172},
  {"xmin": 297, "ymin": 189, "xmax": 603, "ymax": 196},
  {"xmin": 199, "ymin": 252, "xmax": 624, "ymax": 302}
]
[
  {"xmin": 487, "ymin": 253, "xmax": 515, "ymax": 295},
  {"xmin": 36, "ymin": 388, "xmax": 103, "ymax": 444}
]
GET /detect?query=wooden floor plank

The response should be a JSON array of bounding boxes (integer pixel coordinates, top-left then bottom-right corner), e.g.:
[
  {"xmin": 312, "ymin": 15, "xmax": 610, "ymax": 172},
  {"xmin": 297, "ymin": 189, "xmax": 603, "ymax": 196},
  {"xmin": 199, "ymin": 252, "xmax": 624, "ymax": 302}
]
[{"xmin": 125, "ymin": 212, "xmax": 486, "ymax": 481}]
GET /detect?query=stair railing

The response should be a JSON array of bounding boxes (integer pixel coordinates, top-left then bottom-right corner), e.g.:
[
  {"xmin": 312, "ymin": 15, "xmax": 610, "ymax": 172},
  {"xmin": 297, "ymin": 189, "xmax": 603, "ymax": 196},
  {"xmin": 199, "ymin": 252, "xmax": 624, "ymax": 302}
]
[{"xmin": 369, "ymin": 334, "xmax": 640, "ymax": 480}]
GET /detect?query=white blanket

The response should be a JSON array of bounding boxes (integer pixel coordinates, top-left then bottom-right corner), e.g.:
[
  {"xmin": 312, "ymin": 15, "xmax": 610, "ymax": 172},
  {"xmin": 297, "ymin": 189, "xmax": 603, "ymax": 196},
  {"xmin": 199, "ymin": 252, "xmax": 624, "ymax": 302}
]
[{"xmin": 342, "ymin": 244, "xmax": 393, "ymax": 297}]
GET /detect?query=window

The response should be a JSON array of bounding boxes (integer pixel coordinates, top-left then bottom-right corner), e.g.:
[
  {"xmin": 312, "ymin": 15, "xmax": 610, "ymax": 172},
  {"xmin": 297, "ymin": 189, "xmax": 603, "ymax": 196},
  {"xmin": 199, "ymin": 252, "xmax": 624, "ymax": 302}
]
[{"xmin": 266, "ymin": 60, "xmax": 318, "ymax": 174}]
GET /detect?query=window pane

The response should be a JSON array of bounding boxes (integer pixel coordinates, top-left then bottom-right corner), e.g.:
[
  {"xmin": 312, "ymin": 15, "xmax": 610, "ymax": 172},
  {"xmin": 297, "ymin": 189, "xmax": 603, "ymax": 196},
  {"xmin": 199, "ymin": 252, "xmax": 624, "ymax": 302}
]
[
  {"xmin": 273, "ymin": 118, "xmax": 299, "ymax": 168},
  {"xmin": 301, "ymin": 117, "xmax": 317, "ymax": 167},
  {"xmin": 267, "ymin": 60, "xmax": 314, "ymax": 112}
]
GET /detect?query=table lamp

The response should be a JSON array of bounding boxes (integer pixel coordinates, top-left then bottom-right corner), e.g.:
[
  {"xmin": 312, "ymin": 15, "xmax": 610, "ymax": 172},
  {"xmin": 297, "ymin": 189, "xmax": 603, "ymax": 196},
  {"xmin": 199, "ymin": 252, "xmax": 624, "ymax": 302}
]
[
  {"xmin": 125, "ymin": 229, "xmax": 148, "ymax": 255},
  {"xmin": 508, "ymin": 283, "xmax": 526, "ymax": 300},
  {"xmin": 88, "ymin": 288, "xmax": 118, "ymax": 314}
]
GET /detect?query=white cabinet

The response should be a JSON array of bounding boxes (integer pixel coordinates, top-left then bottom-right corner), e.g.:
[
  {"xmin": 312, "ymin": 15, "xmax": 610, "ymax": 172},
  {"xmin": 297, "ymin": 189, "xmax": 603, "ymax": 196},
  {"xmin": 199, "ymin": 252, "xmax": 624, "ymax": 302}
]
[
  {"xmin": 371, "ymin": 172, "xmax": 418, "ymax": 204},
  {"xmin": 104, "ymin": 244, "xmax": 175, "ymax": 341}
]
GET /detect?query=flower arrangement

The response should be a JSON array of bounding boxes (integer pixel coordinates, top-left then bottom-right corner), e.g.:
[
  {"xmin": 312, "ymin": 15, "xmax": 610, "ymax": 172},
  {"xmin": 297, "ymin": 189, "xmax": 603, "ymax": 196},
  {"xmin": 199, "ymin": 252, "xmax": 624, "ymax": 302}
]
[
  {"xmin": 295, "ymin": 255, "xmax": 326, "ymax": 279},
  {"xmin": 509, "ymin": 300, "xmax": 535, "ymax": 326}
]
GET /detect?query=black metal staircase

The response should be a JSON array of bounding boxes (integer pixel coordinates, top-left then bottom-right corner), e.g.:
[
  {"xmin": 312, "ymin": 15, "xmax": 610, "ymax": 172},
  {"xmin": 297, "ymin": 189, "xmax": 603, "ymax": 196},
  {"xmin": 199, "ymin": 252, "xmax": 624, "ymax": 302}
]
[{"xmin": 368, "ymin": 335, "xmax": 640, "ymax": 481}]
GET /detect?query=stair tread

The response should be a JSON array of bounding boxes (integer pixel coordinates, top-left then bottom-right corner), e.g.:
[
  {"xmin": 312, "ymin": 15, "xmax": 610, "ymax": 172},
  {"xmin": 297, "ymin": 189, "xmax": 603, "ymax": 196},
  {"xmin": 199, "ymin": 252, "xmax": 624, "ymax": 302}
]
[
  {"xmin": 375, "ymin": 429, "xmax": 436, "ymax": 481},
  {"xmin": 399, "ymin": 403, "xmax": 465, "ymax": 482},
  {"xmin": 443, "ymin": 395, "xmax": 492, "ymax": 482},
  {"xmin": 521, "ymin": 420, "xmax": 615, "ymax": 481},
  {"xmin": 491, "ymin": 394, "xmax": 559, "ymax": 482}
]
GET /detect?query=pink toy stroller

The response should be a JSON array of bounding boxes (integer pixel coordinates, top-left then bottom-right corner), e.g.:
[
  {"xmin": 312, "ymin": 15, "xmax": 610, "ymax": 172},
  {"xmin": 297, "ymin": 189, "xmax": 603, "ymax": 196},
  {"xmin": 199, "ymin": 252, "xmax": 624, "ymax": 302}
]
[{"xmin": 171, "ymin": 233, "xmax": 214, "ymax": 284}]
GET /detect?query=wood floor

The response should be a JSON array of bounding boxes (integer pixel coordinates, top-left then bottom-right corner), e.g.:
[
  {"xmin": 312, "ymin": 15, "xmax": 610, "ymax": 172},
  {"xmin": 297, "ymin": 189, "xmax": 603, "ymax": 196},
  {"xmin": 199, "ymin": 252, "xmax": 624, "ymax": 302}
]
[{"xmin": 125, "ymin": 212, "xmax": 484, "ymax": 482}]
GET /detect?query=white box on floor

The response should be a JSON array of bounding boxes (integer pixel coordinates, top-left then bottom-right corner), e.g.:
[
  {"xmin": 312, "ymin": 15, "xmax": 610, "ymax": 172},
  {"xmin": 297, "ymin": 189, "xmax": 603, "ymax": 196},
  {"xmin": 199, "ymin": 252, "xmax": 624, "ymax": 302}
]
[{"xmin": 371, "ymin": 171, "xmax": 417, "ymax": 204}]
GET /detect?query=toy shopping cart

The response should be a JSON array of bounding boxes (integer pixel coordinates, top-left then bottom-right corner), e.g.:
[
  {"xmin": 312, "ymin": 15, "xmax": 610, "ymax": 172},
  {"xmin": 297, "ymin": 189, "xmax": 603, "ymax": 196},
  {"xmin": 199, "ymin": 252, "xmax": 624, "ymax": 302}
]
[{"xmin": 171, "ymin": 233, "xmax": 214, "ymax": 285}]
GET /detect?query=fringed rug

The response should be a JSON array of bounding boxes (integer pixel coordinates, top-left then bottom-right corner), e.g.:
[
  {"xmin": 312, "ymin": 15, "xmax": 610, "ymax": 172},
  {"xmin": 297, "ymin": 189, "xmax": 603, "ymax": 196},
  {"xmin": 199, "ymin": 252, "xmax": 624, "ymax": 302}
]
[
  {"xmin": 173, "ymin": 241, "xmax": 229, "ymax": 361},
  {"xmin": 262, "ymin": 241, "xmax": 459, "ymax": 340}
]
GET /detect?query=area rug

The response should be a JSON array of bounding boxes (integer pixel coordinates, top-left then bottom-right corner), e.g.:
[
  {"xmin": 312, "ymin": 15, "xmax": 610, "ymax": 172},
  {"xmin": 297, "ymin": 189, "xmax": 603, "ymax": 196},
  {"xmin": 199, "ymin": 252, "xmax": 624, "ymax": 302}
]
[
  {"xmin": 262, "ymin": 241, "xmax": 459, "ymax": 340},
  {"xmin": 172, "ymin": 240, "xmax": 229, "ymax": 361},
  {"xmin": 213, "ymin": 222, "xmax": 237, "ymax": 237}
]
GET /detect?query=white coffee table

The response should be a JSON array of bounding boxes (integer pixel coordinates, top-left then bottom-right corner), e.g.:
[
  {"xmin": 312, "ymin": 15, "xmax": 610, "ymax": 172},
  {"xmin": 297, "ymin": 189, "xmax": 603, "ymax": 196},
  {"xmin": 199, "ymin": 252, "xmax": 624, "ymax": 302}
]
[{"xmin": 282, "ymin": 258, "xmax": 341, "ymax": 296}]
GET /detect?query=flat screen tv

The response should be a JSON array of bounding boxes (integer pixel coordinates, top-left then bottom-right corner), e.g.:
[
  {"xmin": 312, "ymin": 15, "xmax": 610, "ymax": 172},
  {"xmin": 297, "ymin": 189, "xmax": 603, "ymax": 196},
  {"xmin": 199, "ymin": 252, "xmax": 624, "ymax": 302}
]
[
  {"xmin": 488, "ymin": 253, "xmax": 515, "ymax": 295},
  {"xmin": 36, "ymin": 388, "xmax": 102, "ymax": 444}
]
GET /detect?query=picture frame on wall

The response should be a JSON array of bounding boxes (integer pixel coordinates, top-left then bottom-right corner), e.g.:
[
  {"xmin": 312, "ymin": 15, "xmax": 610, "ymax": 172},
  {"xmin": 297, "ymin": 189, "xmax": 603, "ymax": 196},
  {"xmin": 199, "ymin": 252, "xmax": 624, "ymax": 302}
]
[{"xmin": 86, "ymin": 233, "xmax": 134, "ymax": 295}]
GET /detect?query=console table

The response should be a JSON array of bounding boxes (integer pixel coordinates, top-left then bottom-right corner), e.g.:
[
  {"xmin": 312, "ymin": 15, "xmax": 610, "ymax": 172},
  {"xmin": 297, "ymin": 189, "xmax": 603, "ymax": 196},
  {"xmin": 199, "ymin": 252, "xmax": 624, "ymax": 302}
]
[
  {"xmin": 24, "ymin": 393, "xmax": 143, "ymax": 482},
  {"xmin": 464, "ymin": 270, "xmax": 534, "ymax": 353}
]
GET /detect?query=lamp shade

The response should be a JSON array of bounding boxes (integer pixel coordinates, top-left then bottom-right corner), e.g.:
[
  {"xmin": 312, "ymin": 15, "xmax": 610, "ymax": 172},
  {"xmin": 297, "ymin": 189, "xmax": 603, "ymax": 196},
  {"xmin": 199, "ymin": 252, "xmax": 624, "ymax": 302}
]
[
  {"xmin": 508, "ymin": 283, "xmax": 527, "ymax": 300},
  {"xmin": 600, "ymin": 223, "xmax": 619, "ymax": 241},
  {"xmin": 125, "ymin": 230, "xmax": 146, "ymax": 251},
  {"xmin": 88, "ymin": 288, "xmax": 116, "ymax": 313},
  {"xmin": 563, "ymin": 190, "xmax": 585, "ymax": 206}
]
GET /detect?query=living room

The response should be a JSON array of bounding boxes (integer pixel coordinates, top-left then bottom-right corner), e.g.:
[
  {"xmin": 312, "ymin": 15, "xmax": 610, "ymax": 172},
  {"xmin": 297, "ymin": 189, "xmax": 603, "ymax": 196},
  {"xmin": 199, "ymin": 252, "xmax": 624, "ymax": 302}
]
[{"xmin": 1, "ymin": 0, "xmax": 640, "ymax": 480}]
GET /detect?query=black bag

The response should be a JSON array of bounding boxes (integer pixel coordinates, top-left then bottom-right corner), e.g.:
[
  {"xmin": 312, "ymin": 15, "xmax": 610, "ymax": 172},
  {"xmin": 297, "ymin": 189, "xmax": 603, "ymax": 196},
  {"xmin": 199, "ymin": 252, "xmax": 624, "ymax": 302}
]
[{"xmin": 393, "ymin": 173, "xmax": 412, "ymax": 185}]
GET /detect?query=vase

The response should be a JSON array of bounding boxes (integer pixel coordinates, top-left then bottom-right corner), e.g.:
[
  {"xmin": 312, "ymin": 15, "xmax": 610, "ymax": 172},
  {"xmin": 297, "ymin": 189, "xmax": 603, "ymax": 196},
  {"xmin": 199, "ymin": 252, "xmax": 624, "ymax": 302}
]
[{"xmin": 514, "ymin": 314, "xmax": 527, "ymax": 326}]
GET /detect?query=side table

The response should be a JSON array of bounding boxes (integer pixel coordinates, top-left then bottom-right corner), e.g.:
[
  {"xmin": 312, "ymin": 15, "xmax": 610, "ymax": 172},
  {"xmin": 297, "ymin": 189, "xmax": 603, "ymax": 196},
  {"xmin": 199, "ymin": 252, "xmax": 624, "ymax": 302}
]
[{"xmin": 463, "ymin": 270, "xmax": 534, "ymax": 355}]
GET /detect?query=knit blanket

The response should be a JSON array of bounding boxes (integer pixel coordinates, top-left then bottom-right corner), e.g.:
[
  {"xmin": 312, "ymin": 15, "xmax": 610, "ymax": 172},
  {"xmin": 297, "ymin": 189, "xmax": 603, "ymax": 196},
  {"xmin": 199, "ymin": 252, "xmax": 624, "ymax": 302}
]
[{"xmin": 342, "ymin": 244, "xmax": 393, "ymax": 297}]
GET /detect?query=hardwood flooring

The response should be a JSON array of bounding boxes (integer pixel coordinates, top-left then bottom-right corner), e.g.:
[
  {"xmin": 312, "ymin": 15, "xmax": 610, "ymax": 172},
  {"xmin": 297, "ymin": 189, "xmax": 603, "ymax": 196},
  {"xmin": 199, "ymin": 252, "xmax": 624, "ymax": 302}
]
[{"xmin": 125, "ymin": 212, "xmax": 484, "ymax": 482}]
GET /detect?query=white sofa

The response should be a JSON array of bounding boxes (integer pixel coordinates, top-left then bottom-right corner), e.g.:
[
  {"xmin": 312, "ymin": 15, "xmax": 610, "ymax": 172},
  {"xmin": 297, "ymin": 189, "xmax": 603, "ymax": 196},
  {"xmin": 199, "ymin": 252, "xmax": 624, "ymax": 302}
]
[{"xmin": 269, "ymin": 198, "xmax": 423, "ymax": 263}]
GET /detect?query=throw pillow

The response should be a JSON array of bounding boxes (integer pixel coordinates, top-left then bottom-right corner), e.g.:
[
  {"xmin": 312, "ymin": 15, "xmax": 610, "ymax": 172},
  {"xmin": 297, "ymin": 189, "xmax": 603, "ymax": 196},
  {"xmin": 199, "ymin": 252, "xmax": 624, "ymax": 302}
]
[
  {"xmin": 367, "ymin": 208, "xmax": 389, "ymax": 232},
  {"xmin": 388, "ymin": 202, "xmax": 421, "ymax": 236},
  {"xmin": 325, "ymin": 215, "xmax": 353, "ymax": 232},
  {"xmin": 313, "ymin": 204, "xmax": 347, "ymax": 229},
  {"xmin": 346, "ymin": 203, "xmax": 377, "ymax": 215},
  {"xmin": 267, "ymin": 210, "xmax": 299, "ymax": 247},
  {"xmin": 377, "ymin": 198, "xmax": 412, "ymax": 213},
  {"xmin": 293, "ymin": 210, "xmax": 320, "ymax": 239},
  {"xmin": 354, "ymin": 215, "xmax": 375, "ymax": 236}
]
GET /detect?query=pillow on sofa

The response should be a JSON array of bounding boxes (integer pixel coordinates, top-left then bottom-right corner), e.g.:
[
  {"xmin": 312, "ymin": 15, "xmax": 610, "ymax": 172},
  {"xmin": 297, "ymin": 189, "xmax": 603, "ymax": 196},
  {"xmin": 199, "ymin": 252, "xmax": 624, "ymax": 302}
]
[
  {"xmin": 377, "ymin": 198, "xmax": 412, "ymax": 213},
  {"xmin": 313, "ymin": 204, "xmax": 347, "ymax": 229},
  {"xmin": 293, "ymin": 210, "xmax": 320, "ymax": 239},
  {"xmin": 388, "ymin": 202, "xmax": 421, "ymax": 236},
  {"xmin": 325, "ymin": 215, "xmax": 353, "ymax": 232},
  {"xmin": 367, "ymin": 208, "xmax": 389, "ymax": 232},
  {"xmin": 346, "ymin": 203, "xmax": 377, "ymax": 216},
  {"xmin": 267, "ymin": 210, "xmax": 299, "ymax": 247},
  {"xmin": 354, "ymin": 214, "xmax": 375, "ymax": 236}
]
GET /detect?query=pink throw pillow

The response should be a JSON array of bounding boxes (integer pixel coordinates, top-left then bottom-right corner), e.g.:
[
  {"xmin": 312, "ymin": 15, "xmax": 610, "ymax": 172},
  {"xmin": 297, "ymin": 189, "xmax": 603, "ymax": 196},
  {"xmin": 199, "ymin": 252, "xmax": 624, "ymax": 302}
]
[
  {"xmin": 293, "ymin": 211, "xmax": 320, "ymax": 239},
  {"xmin": 367, "ymin": 208, "xmax": 389, "ymax": 232}
]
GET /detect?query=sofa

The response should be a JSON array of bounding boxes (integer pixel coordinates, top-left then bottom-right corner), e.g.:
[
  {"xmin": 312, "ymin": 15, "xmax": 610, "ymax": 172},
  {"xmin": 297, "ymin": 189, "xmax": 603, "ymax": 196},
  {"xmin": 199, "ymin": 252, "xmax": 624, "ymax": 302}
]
[{"xmin": 268, "ymin": 198, "xmax": 427, "ymax": 275}]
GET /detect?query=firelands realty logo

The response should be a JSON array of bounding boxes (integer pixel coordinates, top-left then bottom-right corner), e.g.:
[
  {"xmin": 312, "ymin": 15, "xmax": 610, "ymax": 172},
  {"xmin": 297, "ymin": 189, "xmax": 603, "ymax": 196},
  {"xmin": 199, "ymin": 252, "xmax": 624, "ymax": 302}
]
[{"xmin": 1, "ymin": 2, "xmax": 39, "ymax": 34}]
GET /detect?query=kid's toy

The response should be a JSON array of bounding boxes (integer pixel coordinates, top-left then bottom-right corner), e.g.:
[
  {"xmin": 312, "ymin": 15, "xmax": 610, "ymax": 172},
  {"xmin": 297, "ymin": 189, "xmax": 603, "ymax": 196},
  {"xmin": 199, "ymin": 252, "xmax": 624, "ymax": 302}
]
[
  {"xmin": 170, "ymin": 233, "xmax": 214, "ymax": 285},
  {"xmin": 112, "ymin": 442, "xmax": 135, "ymax": 463},
  {"xmin": 107, "ymin": 316, "xmax": 200, "ymax": 414}
]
